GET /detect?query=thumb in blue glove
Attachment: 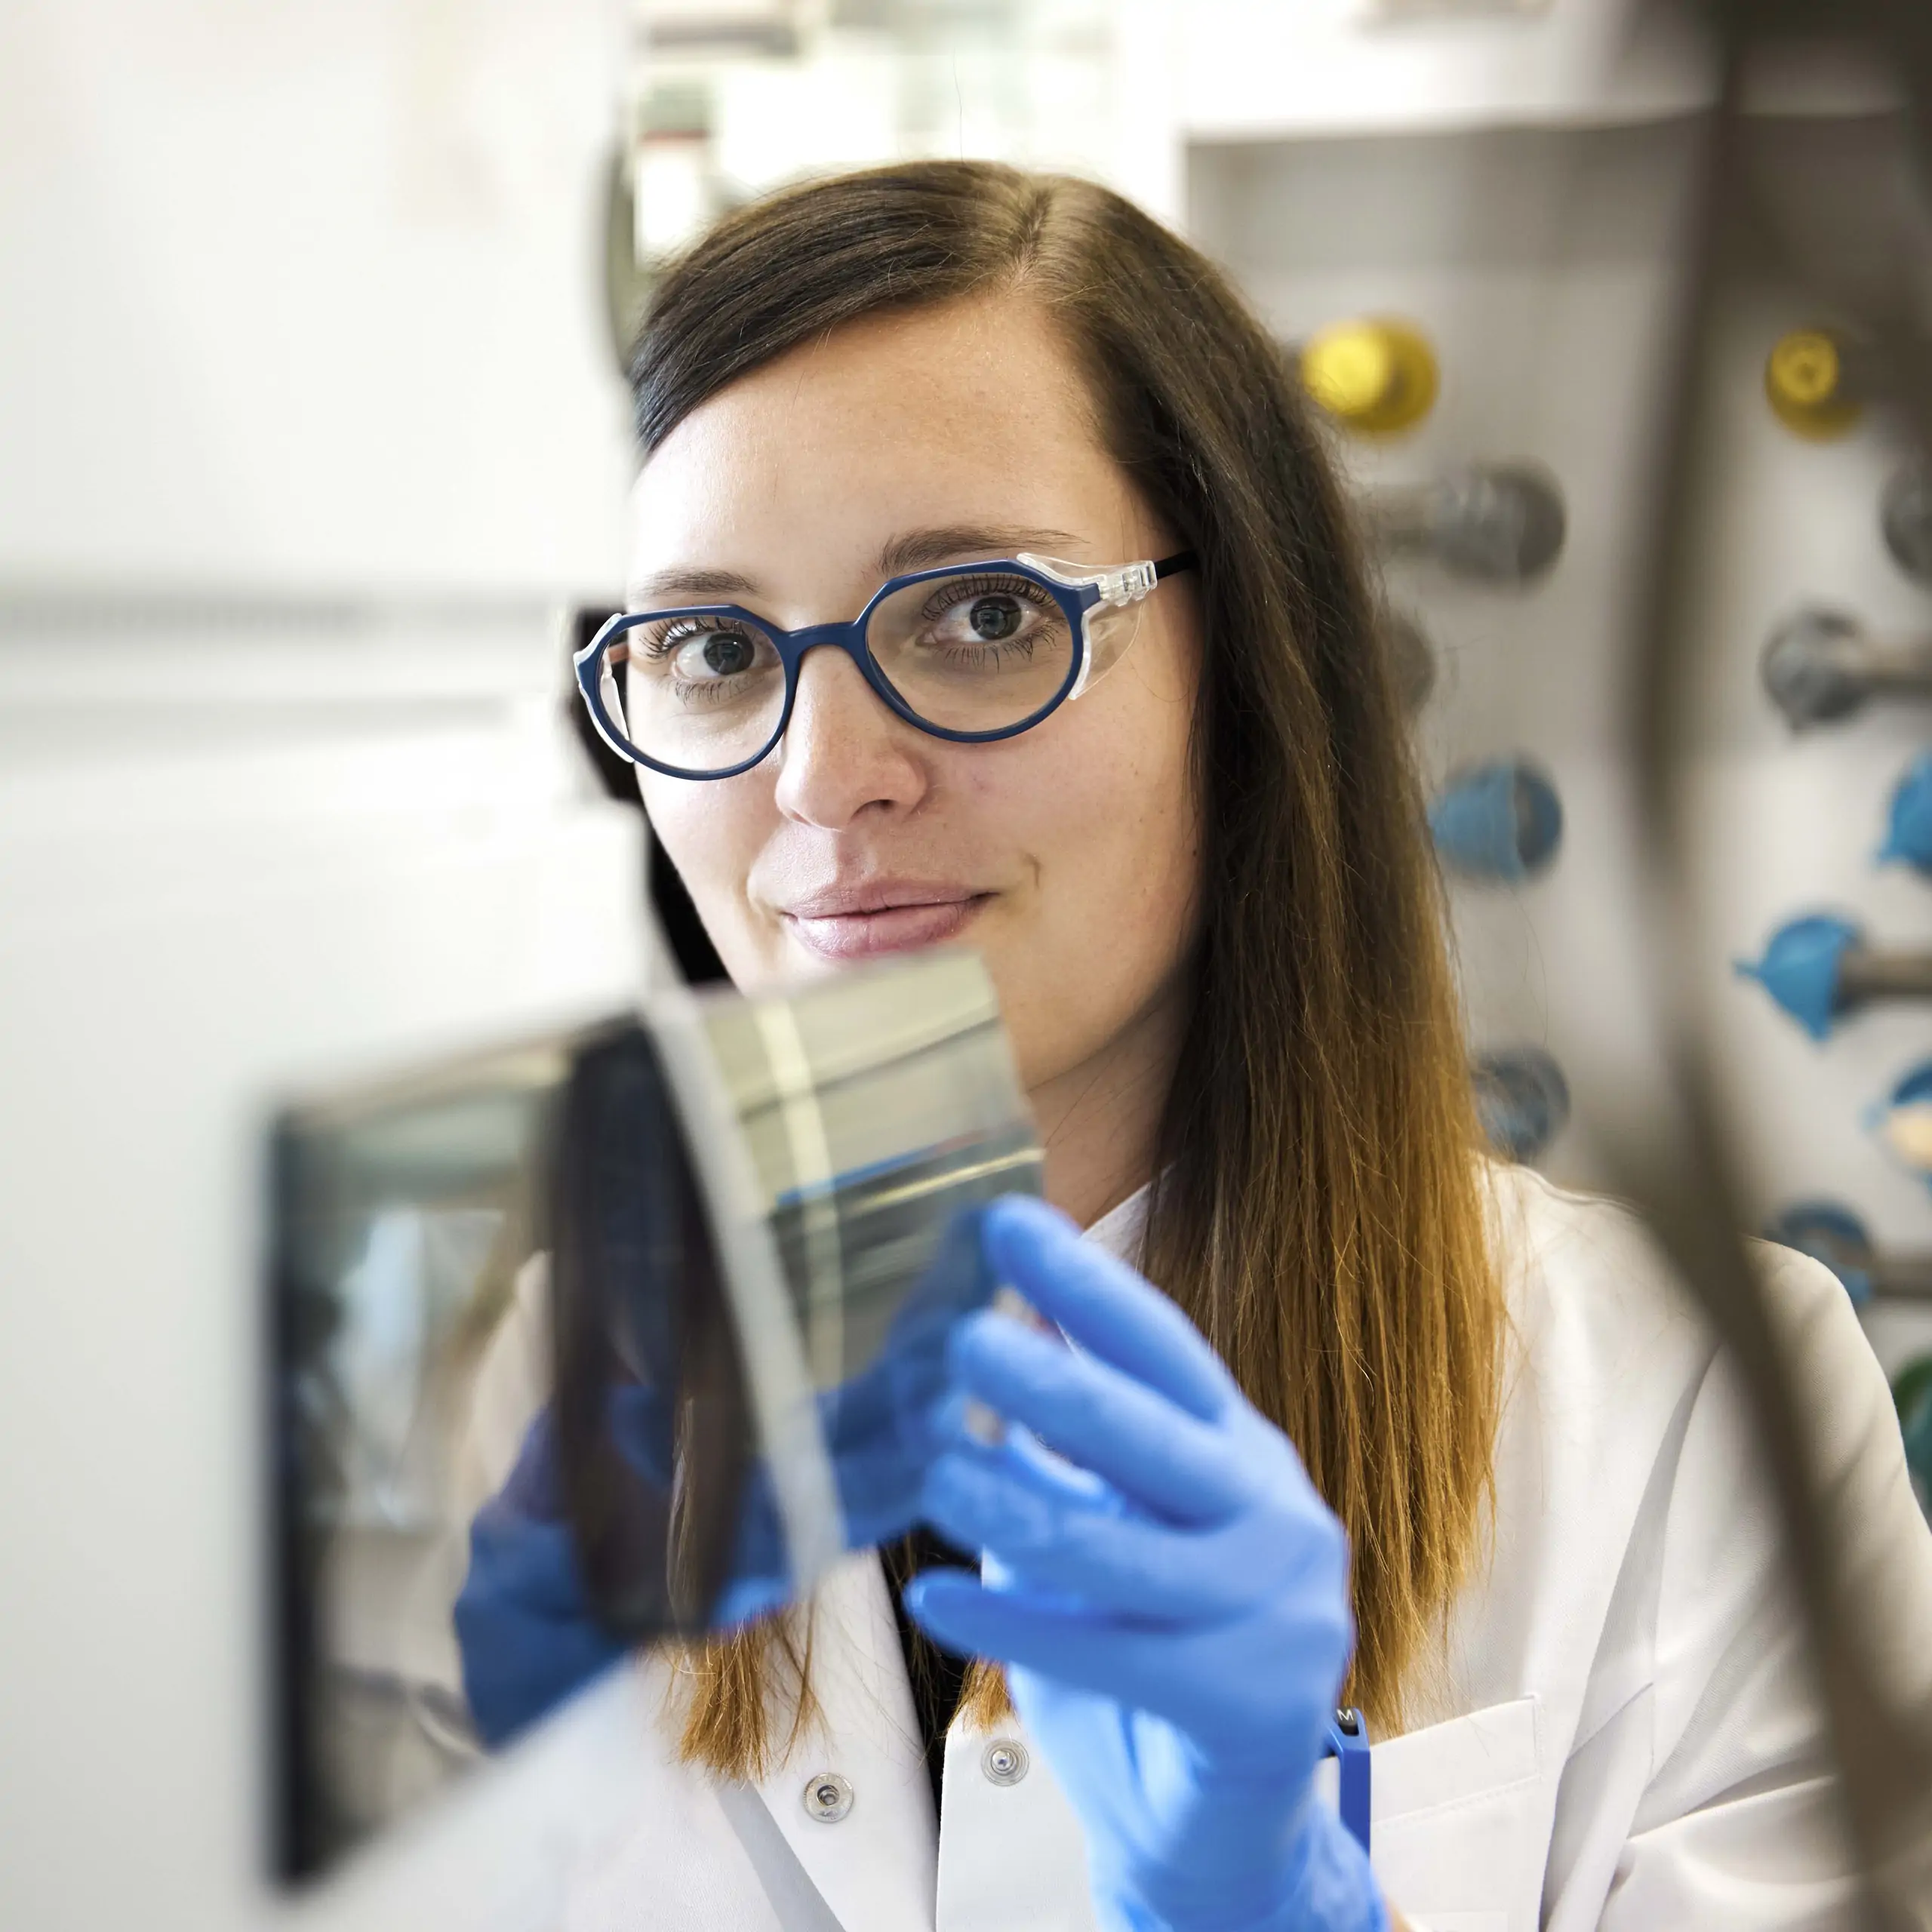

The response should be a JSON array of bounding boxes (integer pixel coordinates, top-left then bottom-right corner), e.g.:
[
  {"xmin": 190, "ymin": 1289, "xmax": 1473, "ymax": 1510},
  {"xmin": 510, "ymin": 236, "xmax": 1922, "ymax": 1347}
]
[{"xmin": 905, "ymin": 1195, "xmax": 1389, "ymax": 1932}]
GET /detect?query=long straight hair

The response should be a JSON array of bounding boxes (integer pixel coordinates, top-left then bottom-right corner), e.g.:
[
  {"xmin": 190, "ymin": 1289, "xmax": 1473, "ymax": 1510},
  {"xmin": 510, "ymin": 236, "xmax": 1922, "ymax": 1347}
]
[{"xmin": 629, "ymin": 161, "xmax": 1504, "ymax": 1771}]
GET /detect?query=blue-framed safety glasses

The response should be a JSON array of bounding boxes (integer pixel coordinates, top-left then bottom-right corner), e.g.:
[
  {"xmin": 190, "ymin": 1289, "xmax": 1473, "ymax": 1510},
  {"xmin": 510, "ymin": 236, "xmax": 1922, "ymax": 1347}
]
[{"xmin": 574, "ymin": 549, "xmax": 1197, "ymax": 780}]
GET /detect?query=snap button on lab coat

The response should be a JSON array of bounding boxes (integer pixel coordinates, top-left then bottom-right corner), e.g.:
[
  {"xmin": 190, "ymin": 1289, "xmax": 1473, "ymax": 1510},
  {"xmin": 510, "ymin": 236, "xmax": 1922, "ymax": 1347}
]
[
  {"xmin": 801, "ymin": 1771, "xmax": 852, "ymax": 1822},
  {"xmin": 981, "ymin": 1738, "xmax": 1029, "ymax": 1786}
]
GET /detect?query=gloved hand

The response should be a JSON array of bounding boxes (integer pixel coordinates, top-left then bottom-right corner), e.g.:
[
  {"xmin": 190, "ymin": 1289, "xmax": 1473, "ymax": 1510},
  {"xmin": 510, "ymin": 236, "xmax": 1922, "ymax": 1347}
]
[
  {"xmin": 905, "ymin": 1195, "xmax": 1387, "ymax": 1932},
  {"xmin": 456, "ymin": 1211, "xmax": 991, "ymax": 1747},
  {"xmin": 456, "ymin": 1404, "xmax": 632, "ymax": 1748}
]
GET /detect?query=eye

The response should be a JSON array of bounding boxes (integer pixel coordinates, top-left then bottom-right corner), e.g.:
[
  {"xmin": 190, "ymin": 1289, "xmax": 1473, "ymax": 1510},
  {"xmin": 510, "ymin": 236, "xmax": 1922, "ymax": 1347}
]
[
  {"xmin": 964, "ymin": 594, "xmax": 1024, "ymax": 642},
  {"xmin": 917, "ymin": 574, "xmax": 1056, "ymax": 650},
  {"xmin": 675, "ymin": 627, "xmax": 761, "ymax": 680},
  {"xmin": 632, "ymin": 617, "xmax": 771, "ymax": 682}
]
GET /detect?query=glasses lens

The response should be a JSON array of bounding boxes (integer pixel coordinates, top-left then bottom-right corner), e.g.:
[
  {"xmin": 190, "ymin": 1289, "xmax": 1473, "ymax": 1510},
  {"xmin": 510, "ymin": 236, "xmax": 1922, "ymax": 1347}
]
[
  {"xmin": 864, "ymin": 569, "xmax": 1079, "ymax": 734},
  {"xmin": 612, "ymin": 613, "xmax": 786, "ymax": 774}
]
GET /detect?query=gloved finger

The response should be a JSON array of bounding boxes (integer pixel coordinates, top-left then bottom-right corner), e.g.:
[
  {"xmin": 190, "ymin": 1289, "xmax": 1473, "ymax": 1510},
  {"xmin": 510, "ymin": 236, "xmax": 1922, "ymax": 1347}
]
[
  {"xmin": 920, "ymin": 1438, "xmax": 1281, "ymax": 1620},
  {"xmin": 924, "ymin": 1414, "xmax": 1125, "ymax": 1521},
  {"xmin": 906, "ymin": 1568, "xmax": 1352, "ymax": 1731},
  {"xmin": 904, "ymin": 1567, "xmax": 1247, "ymax": 1709},
  {"xmin": 983, "ymin": 1196, "xmax": 1235, "ymax": 1422},
  {"xmin": 947, "ymin": 1306, "xmax": 1248, "ymax": 1523}
]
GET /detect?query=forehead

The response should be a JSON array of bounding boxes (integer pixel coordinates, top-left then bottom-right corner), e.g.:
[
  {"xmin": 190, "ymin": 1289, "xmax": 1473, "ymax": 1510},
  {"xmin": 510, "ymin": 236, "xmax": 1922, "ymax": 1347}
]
[{"xmin": 627, "ymin": 295, "xmax": 1142, "ymax": 576}]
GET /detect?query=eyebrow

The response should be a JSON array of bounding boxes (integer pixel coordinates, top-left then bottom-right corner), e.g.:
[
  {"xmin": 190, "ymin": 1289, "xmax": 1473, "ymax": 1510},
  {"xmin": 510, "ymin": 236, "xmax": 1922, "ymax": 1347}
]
[
  {"xmin": 626, "ymin": 524, "xmax": 1089, "ymax": 610},
  {"xmin": 627, "ymin": 565, "xmax": 760, "ymax": 605},
  {"xmin": 877, "ymin": 524, "xmax": 1086, "ymax": 575}
]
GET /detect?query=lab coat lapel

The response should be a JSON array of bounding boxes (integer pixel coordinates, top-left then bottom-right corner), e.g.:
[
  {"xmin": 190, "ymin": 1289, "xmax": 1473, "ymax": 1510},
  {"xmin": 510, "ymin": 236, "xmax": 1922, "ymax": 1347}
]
[
  {"xmin": 935, "ymin": 1710, "xmax": 1098, "ymax": 1932},
  {"xmin": 745, "ymin": 1553, "xmax": 940, "ymax": 1932}
]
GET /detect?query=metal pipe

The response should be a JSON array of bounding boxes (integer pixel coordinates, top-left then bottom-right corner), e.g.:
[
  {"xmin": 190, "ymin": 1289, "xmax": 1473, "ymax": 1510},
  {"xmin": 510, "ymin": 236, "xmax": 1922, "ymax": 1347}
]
[
  {"xmin": 1737, "ymin": 915, "xmax": 1932, "ymax": 1038},
  {"xmin": 1838, "ymin": 947, "xmax": 1932, "ymax": 1004},
  {"xmin": 1874, "ymin": 1253, "xmax": 1932, "ymax": 1300},
  {"xmin": 1364, "ymin": 462, "xmax": 1567, "ymax": 583},
  {"xmin": 1761, "ymin": 605, "xmax": 1932, "ymax": 728}
]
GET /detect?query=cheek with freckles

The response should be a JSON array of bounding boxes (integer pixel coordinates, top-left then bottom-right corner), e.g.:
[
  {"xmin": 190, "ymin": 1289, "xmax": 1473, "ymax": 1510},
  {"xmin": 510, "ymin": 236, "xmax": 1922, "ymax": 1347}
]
[{"xmin": 950, "ymin": 678, "xmax": 1200, "ymax": 1094}]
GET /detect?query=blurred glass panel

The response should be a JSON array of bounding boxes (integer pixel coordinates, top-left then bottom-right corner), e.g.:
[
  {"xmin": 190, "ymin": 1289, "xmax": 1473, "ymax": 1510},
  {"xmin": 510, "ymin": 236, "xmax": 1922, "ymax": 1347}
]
[
  {"xmin": 269, "ymin": 949, "xmax": 1039, "ymax": 1878},
  {"xmin": 269, "ymin": 1040, "xmax": 564, "ymax": 1875},
  {"xmin": 698, "ymin": 948, "xmax": 1044, "ymax": 1395}
]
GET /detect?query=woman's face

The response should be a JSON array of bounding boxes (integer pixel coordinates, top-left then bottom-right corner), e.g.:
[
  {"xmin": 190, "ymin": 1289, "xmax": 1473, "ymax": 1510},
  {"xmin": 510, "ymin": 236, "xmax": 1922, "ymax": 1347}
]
[{"xmin": 628, "ymin": 294, "xmax": 1203, "ymax": 1115}]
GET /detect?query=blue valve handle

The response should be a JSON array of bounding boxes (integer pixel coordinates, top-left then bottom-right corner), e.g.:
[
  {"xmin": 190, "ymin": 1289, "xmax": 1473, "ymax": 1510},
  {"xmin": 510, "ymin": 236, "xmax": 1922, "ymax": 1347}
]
[
  {"xmin": 1735, "ymin": 913, "xmax": 1860, "ymax": 1041},
  {"xmin": 1879, "ymin": 752, "xmax": 1932, "ymax": 874},
  {"xmin": 1429, "ymin": 759, "xmax": 1563, "ymax": 882}
]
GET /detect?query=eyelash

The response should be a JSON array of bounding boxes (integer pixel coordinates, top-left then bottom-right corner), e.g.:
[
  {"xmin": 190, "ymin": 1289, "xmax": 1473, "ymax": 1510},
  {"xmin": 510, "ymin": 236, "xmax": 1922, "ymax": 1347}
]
[
  {"xmin": 634, "ymin": 620, "xmax": 720, "ymax": 661},
  {"xmin": 917, "ymin": 573, "xmax": 1055, "ymax": 626},
  {"xmin": 619, "ymin": 621, "xmax": 763, "ymax": 706}
]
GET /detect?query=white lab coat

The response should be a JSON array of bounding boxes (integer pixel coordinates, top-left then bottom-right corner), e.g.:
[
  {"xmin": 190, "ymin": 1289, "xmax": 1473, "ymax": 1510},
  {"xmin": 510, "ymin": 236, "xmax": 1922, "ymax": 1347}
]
[{"xmin": 461, "ymin": 1160, "xmax": 1932, "ymax": 1931}]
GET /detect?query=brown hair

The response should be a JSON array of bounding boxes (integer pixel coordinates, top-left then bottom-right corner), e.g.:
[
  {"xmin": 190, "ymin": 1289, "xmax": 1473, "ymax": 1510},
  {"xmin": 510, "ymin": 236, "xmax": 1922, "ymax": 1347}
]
[{"xmin": 630, "ymin": 160, "xmax": 1504, "ymax": 1773}]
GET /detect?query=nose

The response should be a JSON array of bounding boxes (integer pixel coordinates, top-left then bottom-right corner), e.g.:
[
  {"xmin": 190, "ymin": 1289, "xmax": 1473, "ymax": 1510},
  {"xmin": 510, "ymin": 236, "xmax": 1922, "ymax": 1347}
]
[{"xmin": 769, "ymin": 644, "xmax": 931, "ymax": 829}]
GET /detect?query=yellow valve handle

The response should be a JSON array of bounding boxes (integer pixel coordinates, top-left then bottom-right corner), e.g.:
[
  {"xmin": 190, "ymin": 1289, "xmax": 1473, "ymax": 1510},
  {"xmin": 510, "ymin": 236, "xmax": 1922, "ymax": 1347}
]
[
  {"xmin": 1764, "ymin": 328, "xmax": 1863, "ymax": 439},
  {"xmin": 1300, "ymin": 318, "xmax": 1439, "ymax": 436}
]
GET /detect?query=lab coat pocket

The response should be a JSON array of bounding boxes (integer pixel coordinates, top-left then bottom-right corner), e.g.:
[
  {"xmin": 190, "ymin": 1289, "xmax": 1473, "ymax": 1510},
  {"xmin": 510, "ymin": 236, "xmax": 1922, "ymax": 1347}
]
[{"xmin": 1364, "ymin": 1695, "xmax": 1544, "ymax": 1932}]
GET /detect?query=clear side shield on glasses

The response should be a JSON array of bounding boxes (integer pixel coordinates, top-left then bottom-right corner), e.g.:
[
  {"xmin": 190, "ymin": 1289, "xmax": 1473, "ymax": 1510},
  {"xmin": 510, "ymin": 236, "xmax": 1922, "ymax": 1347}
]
[
  {"xmin": 860, "ymin": 552, "xmax": 1164, "ymax": 738},
  {"xmin": 1018, "ymin": 552, "xmax": 1163, "ymax": 700}
]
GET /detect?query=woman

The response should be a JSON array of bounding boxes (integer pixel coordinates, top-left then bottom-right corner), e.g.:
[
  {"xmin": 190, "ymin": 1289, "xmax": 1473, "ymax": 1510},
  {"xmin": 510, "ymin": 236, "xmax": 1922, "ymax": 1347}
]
[{"xmin": 455, "ymin": 161, "xmax": 1931, "ymax": 1930}]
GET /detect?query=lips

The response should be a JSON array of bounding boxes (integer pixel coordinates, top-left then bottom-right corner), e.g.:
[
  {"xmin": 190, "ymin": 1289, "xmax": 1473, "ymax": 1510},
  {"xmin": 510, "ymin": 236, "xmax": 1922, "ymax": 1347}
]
[{"xmin": 779, "ymin": 883, "xmax": 991, "ymax": 961}]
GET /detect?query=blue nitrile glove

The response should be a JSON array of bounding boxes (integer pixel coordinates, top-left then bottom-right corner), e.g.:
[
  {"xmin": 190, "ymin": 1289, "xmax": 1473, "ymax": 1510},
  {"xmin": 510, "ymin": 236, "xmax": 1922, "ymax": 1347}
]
[
  {"xmin": 456, "ymin": 1211, "xmax": 991, "ymax": 1747},
  {"xmin": 906, "ymin": 1196, "xmax": 1386, "ymax": 1932},
  {"xmin": 456, "ymin": 1404, "xmax": 632, "ymax": 1746}
]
